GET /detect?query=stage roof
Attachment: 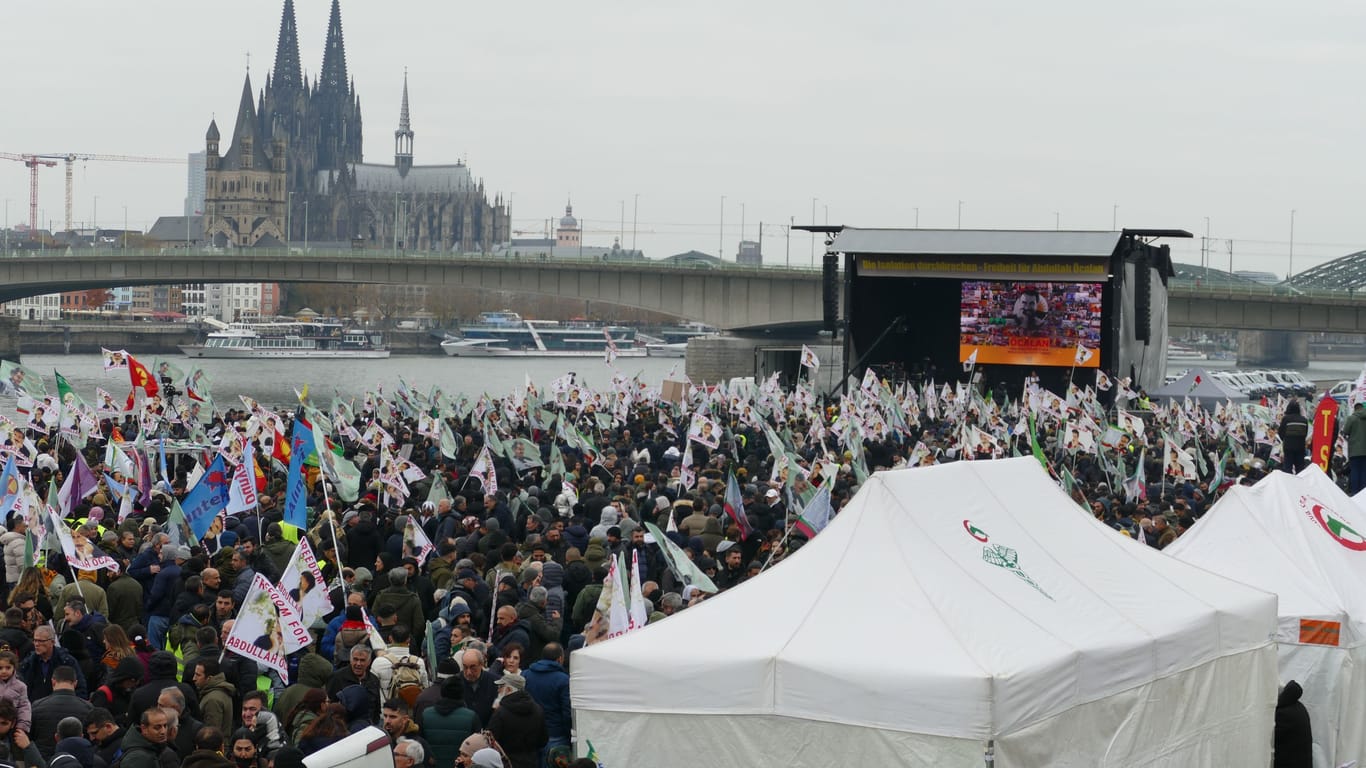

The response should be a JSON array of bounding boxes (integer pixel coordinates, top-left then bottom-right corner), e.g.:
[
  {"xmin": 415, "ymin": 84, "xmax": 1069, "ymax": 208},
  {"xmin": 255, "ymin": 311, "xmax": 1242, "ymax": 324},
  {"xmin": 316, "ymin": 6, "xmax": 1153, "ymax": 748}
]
[{"xmin": 829, "ymin": 228, "xmax": 1124, "ymax": 258}]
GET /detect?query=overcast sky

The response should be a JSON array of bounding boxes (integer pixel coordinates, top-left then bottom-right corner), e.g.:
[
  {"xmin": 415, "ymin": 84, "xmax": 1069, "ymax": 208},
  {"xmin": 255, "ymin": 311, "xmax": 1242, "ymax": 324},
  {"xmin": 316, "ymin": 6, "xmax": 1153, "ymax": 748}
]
[{"xmin": 5, "ymin": 0, "xmax": 1365, "ymax": 276}]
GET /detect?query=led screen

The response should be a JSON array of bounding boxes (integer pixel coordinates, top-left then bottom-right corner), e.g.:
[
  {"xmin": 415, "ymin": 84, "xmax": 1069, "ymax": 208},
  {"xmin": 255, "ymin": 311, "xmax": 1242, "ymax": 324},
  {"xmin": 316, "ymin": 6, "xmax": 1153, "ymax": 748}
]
[{"xmin": 959, "ymin": 281, "xmax": 1102, "ymax": 367}]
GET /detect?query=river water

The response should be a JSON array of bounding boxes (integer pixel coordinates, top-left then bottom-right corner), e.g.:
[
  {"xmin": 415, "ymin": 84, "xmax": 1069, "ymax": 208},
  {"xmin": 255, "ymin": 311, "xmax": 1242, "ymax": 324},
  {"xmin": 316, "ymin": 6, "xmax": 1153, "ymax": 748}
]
[
  {"xmin": 10, "ymin": 353, "xmax": 1365, "ymax": 411},
  {"xmin": 17, "ymin": 353, "xmax": 684, "ymax": 408}
]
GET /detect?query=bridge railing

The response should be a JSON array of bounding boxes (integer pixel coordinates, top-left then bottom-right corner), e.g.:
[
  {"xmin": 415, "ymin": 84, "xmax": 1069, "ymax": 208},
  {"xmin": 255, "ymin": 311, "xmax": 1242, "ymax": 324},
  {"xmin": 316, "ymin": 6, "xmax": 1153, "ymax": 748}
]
[
  {"xmin": 0, "ymin": 247, "xmax": 822, "ymax": 276},
  {"xmin": 1168, "ymin": 278, "xmax": 1365, "ymax": 302}
]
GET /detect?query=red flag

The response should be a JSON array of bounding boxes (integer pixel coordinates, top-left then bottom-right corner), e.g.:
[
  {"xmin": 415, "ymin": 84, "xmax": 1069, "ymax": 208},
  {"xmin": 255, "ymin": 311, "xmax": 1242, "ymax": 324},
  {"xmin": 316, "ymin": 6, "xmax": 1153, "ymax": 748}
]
[
  {"xmin": 252, "ymin": 453, "xmax": 267, "ymax": 492},
  {"xmin": 272, "ymin": 428, "xmax": 292, "ymax": 465},
  {"xmin": 723, "ymin": 471, "xmax": 754, "ymax": 540},
  {"xmin": 1312, "ymin": 394, "xmax": 1339, "ymax": 472},
  {"xmin": 125, "ymin": 354, "xmax": 160, "ymax": 409}
]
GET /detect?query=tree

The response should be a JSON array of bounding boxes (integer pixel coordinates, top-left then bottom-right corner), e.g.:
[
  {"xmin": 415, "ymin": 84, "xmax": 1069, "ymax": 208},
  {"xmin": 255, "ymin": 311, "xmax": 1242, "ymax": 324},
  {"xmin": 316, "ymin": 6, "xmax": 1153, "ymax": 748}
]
[{"xmin": 81, "ymin": 288, "xmax": 112, "ymax": 310}]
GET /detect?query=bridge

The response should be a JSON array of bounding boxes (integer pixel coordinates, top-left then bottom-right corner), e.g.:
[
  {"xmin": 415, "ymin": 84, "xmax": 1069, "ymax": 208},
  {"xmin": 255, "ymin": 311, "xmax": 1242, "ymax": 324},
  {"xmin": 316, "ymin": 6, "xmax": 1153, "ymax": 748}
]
[
  {"xmin": 0, "ymin": 249, "xmax": 826, "ymax": 330},
  {"xmin": 1166, "ymin": 282, "xmax": 1366, "ymax": 332},
  {"xmin": 10, "ymin": 248, "xmax": 1366, "ymax": 334}
]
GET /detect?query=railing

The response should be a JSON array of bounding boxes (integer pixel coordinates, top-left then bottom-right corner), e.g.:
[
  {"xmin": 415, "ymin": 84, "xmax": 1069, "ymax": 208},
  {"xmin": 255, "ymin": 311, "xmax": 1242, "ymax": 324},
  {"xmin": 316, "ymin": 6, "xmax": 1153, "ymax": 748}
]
[
  {"xmin": 1167, "ymin": 278, "xmax": 1366, "ymax": 302},
  {"xmin": 0, "ymin": 247, "xmax": 823, "ymax": 276}
]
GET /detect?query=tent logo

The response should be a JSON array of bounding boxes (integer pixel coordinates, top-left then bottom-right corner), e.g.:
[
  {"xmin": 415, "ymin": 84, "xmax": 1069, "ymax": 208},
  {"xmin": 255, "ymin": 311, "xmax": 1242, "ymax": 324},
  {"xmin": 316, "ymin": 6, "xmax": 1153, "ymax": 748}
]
[
  {"xmin": 963, "ymin": 520, "xmax": 1054, "ymax": 600},
  {"xmin": 1299, "ymin": 495, "xmax": 1366, "ymax": 551}
]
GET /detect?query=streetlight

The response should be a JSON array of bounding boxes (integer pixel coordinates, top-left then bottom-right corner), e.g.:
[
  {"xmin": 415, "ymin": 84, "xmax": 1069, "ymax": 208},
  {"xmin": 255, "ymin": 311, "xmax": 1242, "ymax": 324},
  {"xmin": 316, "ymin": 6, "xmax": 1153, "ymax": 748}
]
[
  {"xmin": 1289, "ymin": 209, "xmax": 1296, "ymax": 280},
  {"xmin": 719, "ymin": 195, "xmax": 726, "ymax": 261},
  {"xmin": 286, "ymin": 191, "xmax": 292, "ymax": 250},
  {"xmin": 304, "ymin": 199, "xmax": 310, "ymax": 253},
  {"xmin": 92, "ymin": 195, "xmax": 98, "ymax": 245},
  {"xmin": 631, "ymin": 193, "xmax": 638, "ymax": 253},
  {"xmin": 913, "ymin": 207, "xmax": 919, "ymax": 228},
  {"xmin": 1054, "ymin": 211, "xmax": 1060, "ymax": 230},
  {"xmin": 957, "ymin": 200, "xmax": 963, "ymax": 229},
  {"xmin": 810, "ymin": 197, "xmax": 818, "ymax": 261},
  {"xmin": 123, "ymin": 205, "xmax": 128, "ymax": 250}
]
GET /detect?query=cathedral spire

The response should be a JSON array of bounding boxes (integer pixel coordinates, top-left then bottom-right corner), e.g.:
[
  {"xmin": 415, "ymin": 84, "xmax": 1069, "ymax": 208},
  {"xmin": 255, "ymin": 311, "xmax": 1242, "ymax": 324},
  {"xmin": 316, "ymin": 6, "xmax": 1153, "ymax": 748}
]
[
  {"xmin": 318, "ymin": 0, "xmax": 349, "ymax": 97},
  {"xmin": 395, "ymin": 70, "xmax": 414, "ymax": 175},
  {"xmin": 271, "ymin": 0, "xmax": 302, "ymax": 93}
]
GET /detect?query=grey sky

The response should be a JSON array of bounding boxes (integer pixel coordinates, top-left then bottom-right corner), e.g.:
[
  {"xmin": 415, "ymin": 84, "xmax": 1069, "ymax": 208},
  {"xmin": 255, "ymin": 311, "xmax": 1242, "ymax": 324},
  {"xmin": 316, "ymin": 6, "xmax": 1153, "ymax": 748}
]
[{"xmin": 5, "ymin": 0, "xmax": 1364, "ymax": 275}]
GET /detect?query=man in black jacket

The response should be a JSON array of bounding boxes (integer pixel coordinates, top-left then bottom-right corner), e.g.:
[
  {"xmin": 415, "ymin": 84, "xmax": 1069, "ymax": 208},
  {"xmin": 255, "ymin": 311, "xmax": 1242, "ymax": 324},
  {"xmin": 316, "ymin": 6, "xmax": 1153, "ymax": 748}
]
[
  {"xmin": 1278, "ymin": 400, "xmax": 1311, "ymax": 474},
  {"xmin": 128, "ymin": 651, "xmax": 201, "ymax": 726},
  {"xmin": 31, "ymin": 667, "xmax": 91, "ymax": 760},
  {"xmin": 487, "ymin": 672, "xmax": 546, "ymax": 768},
  {"xmin": 21, "ymin": 626, "xmax": 88, "ymax": 699}
]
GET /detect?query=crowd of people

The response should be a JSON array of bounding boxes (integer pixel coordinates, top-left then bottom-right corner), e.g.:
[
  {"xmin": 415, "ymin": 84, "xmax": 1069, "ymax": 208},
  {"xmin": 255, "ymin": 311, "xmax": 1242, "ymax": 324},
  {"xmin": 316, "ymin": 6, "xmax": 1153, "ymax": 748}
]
[{"xmin": 0, "ymin": 359, "xmax": 1351, "ymax": 768}]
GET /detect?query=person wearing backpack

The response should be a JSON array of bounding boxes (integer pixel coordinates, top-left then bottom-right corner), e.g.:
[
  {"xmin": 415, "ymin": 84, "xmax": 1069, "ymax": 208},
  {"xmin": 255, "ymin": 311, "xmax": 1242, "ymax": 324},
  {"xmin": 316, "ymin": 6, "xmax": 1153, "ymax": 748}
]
[{"xmin": 371, "ymin": 625, "xmax": 429, "ymax": 708}]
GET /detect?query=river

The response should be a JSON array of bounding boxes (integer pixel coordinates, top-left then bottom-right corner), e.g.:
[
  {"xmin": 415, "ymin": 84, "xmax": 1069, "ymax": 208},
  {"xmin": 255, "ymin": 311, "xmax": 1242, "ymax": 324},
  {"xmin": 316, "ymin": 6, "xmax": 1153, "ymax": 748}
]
[{"xmin": 16, "ymin": 353, "xmax": 684, "ymax": 408}]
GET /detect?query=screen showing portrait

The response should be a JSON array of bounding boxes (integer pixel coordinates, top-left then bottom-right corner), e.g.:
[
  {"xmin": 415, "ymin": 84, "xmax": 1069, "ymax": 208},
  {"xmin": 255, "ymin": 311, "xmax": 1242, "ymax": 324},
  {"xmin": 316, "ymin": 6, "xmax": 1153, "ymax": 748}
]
[{"xmin": 959, "ymin": 281, "xmax": 1102, "ymax": 367}]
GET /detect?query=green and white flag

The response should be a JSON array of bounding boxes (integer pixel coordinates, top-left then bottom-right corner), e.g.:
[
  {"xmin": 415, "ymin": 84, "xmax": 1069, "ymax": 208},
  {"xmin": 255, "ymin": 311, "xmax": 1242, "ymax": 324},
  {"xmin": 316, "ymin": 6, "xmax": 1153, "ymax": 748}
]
[{"xmin": 644, "ymin": 522, "xmax": 718, "ymax": 594}]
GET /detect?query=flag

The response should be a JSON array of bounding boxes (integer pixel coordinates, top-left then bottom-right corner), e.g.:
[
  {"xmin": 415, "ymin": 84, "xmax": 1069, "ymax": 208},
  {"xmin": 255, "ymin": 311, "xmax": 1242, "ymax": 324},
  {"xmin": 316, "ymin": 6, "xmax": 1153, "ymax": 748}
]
[
  {"xmin": 0, "ymin": 456, "xmax": 20, "ymax": 524},
  {"xmin": 793, "ymin": 485, "xmax": 832, "ymax": 538},
  {"xmin": 1312, "ymin": 394, "xmax": 1339, "ymax": 471},
  {"xmin": 962, "ymin": 348, "xmax": 978, "ymax": 372},
  {"xmin": 225, "ymin": 459, "xmax": 259, "ymax": 516},
  {"xmin": 469, "ymin": 446, "xmax": 497, "ymax": 495},
  {"xmin": 800, "ymin": 345, "xmax": 820, "ymax": 371},
  {"xmin": 1122, "ymin": 449, "xmax": 1147, "ymax": 503},
  {"xmin": 427, "ymin": 474, "xmax": 450, "ymax": 506},
  {"xmin": 1074, "ymin": 343, "xmax": 1095, "ymax": 366},
  {"xmin": 183, "ymin": 454, "xmax": 232, "ymax": 539},
  {"xmin": 584, "ymin": 554, "xmax": 630, "ymax": 645},
  {"xmin": 403, "ymin": 515, "xmax": 435, "ymax": 566},
  {"xmin": 284, "ymin": 415, "xmax": 317, "ymax": 530},
  {"xmin": 186, "ymin": 368, "xmax": 213, "ymax": 402},
  {"xmin": 1027, "ymin": 411, "xmax": 1048, "ymax": 469},
  {"xmin": 124, "ymin": 354, "xmax": 159, "ymax": 409},
  {"xmin": 627, "ymin": 549, "xmax": 648, "ymax": 630},
  {"xmin": 47, "ymin": 507, "xmax": 120, "ymax": 572},
  {"xmin": 1095, "ymin": 370, "xmax": 1113, "ymax": 391},
  {"xmin": 223, "ymin": 573, "xmax": 311, "ymax": 684},
  {"xmin": 164, "ymin": 498, "xmax": 188, "ymax": 544},
  {"xmin": 644, "ymin": 522, "xmax": 718, "ymax": 593},
  {"xmin": 0, "ymin": 361, "xmax": 46, "ymax": 399},
  {"xmin": 54, "ymin": 370, "xmax": 76, "ymax": 409},
  {"xmin": 603, "ymin": 329, "xmax": 619, "ymax": 365},
  {"xmin": 101, "ymin": 348, "xmax": 130, "ymax": 372},
  {"xmin": 585, "ymin": 741, "xmax": 604, "ymax": 768},
  {"xmin": 438, "ymin": 421, "xmax": 459, "ymax": 460},
  {"xmin": 57, "ymin": 449, "xmax": 98, "ymax": 514},
  {"xmin": 279, "ymin": 537, "xmax": 331, "ymax": 625},
  {"xmin": 723, "ymin": 472, "xmax": 754, "ymax": 540}
]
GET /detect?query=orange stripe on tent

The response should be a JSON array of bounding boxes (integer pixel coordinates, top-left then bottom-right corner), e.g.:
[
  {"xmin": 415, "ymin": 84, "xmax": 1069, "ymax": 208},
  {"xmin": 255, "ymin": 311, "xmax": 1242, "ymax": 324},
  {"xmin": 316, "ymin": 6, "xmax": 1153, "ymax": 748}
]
[{"xmin": 1299, "ymin": 619, "xmax": 1341, "ymax": 646}]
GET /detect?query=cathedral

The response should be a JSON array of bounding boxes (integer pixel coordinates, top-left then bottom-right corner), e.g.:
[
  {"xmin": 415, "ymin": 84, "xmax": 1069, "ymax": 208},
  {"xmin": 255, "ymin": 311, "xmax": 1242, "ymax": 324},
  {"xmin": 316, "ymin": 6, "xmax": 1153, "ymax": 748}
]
[{"xmin": 203, "ymin": 0, "xmax": 510, "ymax": 252}]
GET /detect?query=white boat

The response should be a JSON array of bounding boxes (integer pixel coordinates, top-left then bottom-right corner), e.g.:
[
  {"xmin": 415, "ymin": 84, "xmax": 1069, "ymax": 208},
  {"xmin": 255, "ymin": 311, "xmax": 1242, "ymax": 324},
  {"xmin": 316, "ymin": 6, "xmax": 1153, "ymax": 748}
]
[
  {"xmin": 645, "ymin": 341, "xmax": 688, "ymax": 358},
  {"xmin": 1166, "ymin": 343, "xmax": 1208, "ymax": 362},
  {"xmin": 441, "ymin": 311, "xmax": 645, "ymax": 358},
  {"xmin": 442, "ymin": 337, "xmax": 648, "ymax": 358},
  {"xmin": 180, "ymin": 322, "xmax": 390, "ymax": 359}
]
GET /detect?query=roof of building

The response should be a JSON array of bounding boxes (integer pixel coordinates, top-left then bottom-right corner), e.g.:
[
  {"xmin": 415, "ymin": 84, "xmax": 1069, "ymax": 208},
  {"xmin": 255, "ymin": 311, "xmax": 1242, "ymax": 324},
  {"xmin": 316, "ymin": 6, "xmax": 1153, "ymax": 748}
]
[
  {"xmin": 664, "ymin": 250, "xmax": 724, "ymax": 265},
  {"xmin": 146, "ymin": 215, "xmax": 204, "ymax": 242},
  {"xmin": 829, "ymin": 228, "xmax": 1124, "ymax": 258},
  {"xmin": 318, "ymin": 162, "xmax": 474, "ymax": 195}
]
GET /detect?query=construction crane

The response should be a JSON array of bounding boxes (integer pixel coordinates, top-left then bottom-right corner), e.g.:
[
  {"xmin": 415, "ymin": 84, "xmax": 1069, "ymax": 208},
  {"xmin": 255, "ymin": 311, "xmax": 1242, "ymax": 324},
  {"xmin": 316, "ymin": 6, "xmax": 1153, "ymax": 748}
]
[
  {"xmin": 1, "ymin": 151, "xmax": 187, "ymax": 235},
  {"xmin": 0, "ymin": 153, "xmax": 58, "ymax": 235}
]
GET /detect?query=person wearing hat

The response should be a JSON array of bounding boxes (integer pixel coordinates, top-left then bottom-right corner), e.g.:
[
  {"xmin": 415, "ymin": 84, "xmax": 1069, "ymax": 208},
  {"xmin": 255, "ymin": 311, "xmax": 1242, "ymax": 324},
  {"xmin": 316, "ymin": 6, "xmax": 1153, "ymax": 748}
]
[
  {"xmin": 146, "ymin": 545, "xmax": 188, "ymax": 650},
  {"xmin": 487, "ymin": 671, "xmax": 546, "ymax": 768}
]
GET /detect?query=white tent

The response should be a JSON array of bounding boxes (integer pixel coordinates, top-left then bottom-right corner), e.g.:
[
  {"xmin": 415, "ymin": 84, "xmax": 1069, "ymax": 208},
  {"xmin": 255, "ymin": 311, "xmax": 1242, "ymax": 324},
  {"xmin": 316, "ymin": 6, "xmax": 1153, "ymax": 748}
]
[
  {"xmin": 1167, "ymin": 465, "xmax": 1366, "ymax": 768},
  {"xmin": 1147, "ymin": 367, "xmax": 1248, "ymax": 408},
  {"xmin": 572, "ymin": 458, "xmax": 1278, "ymax": 767}
]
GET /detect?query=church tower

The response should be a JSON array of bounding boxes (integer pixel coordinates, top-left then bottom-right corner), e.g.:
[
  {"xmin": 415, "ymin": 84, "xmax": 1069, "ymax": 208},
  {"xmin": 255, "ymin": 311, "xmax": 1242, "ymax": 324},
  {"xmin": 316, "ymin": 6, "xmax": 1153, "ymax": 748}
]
[
  {"xmin": 315, "ymin": 0, "xmax": 363, "ymax": 171},
  {"xmin": 394, "ymin": 71, "xmax": 414, "ymax": 176},
  {"xmin": 556, "ymin": 200, "xmax": 581, "ymax": 248},
  {"xmin": 203, "ymin": 72, "xmax": 286, "ymax": 247}
]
